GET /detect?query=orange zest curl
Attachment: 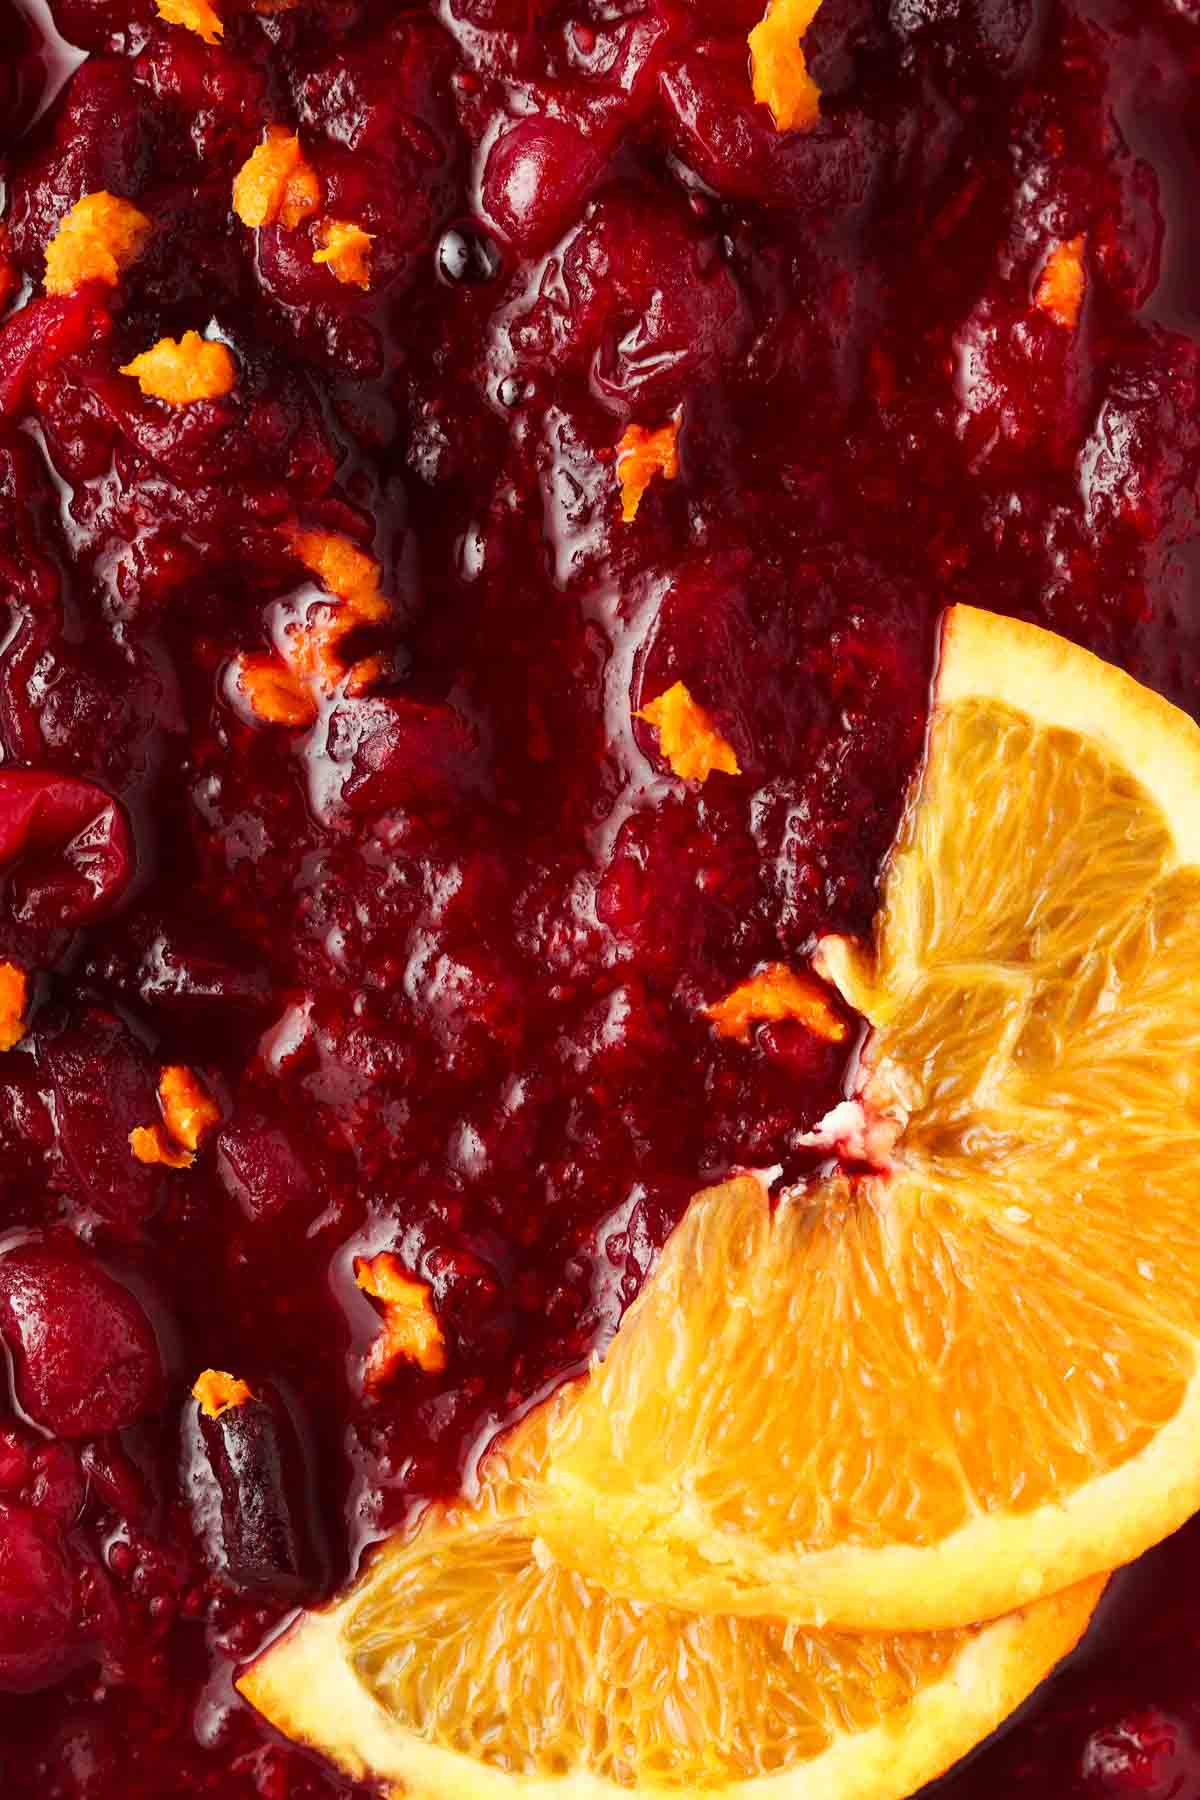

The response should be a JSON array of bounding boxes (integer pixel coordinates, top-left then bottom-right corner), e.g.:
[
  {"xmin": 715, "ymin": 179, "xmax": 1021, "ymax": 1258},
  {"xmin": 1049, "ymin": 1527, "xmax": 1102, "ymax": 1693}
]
[
  {"xmin": 356, "ymin": 1253, "xmax": 447, "ymax": 1386},
  {"xmin": 232, "ymin": 127, "xmax": 321, "ymax": 231},
  {"xmin": 120, "ymin": 331, "xmax": 236, "ymax": 406},
  {"xmin": 1035, "ymin": 235, "xmax": 1086, "ymax": 329},
  {"xmin": 234, "ymin": 652, "xmax": 318, "ymax": 727},
  {"xmin": 749, "ymin": 0, "xmax": 824, "ymax": 133},
  {"xmin": 155, "ymin": 0, "xmax": 223, "ymax": 42},
  {"xmin": 130, "ymin": 1065, "xmax": 219, "ymax": 1169},
  {"xmin": 312, "ymin": 219, "xmax": 374, "ymax": 290},
  {"xmin": 43, "ymin": 193, "xmax": 151, "ymax": 297},
  {"xmin": 637, "ymin": 681, "xmax": 741, "ymax": 783},
  {"xmin": 0, "ymin": 963, "xmax": 28, "ymax": 1053},
  {"xmin": 193, "ymin": 1370, "xmax": 254, "ymax": 1419},
  {"xmin": 616, "ymin": 414, "xmax": 681, "ymax": 523},
  {"xmin": 705, "ymin": 962, "xmax": 846, "ymax": 1045}
]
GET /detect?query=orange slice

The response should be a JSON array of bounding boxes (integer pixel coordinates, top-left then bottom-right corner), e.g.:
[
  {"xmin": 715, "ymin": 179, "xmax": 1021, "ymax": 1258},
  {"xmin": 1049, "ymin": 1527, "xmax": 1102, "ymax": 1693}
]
[
  {"xmin": 239, "ymin": 1398, "xmax": 1101, "ymax": 1799},
  {"xmin": 536, "ymin": 606, "xmax": 1200, "ymax": 1630}
]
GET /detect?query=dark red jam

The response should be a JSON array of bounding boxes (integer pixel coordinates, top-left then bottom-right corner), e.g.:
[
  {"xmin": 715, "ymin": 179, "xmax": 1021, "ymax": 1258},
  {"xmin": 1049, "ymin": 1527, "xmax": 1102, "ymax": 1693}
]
[{"xmin": 1, "ymin": 0, "xmax": 1200, "ymax": 1794}]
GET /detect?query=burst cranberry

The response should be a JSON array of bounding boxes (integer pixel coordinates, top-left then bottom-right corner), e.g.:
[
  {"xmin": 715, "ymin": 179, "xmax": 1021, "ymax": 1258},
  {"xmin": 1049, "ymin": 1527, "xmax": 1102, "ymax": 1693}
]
[{"xmin": 0, "ymin": 1239, "xmax": 164, "ymax": 1439}]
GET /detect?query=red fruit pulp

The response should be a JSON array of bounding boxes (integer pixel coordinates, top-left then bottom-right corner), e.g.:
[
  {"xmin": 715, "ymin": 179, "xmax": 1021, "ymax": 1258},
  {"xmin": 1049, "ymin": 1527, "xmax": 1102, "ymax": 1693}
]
[{"xmin": 1, "ymin": 0, "xmax": 1200, "ymax": 1794}]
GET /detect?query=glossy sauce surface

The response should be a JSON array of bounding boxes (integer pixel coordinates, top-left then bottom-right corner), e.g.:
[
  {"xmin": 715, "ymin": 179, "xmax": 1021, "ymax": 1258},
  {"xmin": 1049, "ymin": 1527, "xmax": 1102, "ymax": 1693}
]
[{"xmin": 0, "ymin": 0, "xmax": 1199, "ymax": 1794}]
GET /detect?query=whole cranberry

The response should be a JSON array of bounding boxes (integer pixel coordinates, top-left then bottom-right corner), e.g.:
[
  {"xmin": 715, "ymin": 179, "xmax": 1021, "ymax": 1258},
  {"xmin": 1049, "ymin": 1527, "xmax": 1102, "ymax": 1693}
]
[
  {"xmin": 482, "ymin": 116, "xmax": 610, "ymax": 256},
  {"xmin": 0, "ymin": 1239, "xmax": 165, "ymax": 1438},
  {"xmin": 0, "ymin": 1501, "xmax": 83, "ymax": 1693}
]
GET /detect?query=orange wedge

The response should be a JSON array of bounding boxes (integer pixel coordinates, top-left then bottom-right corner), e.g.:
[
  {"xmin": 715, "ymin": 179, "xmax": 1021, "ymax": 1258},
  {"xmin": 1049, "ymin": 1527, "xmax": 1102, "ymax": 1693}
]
[
  {"xmin": 239, "ymin": 1397, "xmax": 1101, "ymax": 1799},
  {"xmin": 536, "ymin": 606, "xmax": 1200, "ymax": 1630}
]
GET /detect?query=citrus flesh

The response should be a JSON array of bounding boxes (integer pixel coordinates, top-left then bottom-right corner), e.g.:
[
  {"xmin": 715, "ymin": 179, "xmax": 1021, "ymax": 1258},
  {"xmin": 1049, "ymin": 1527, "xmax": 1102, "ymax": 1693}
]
[
  {"xmin": 238, "ymin": 1405, "xmax": 1102, "ymax": 1799},
  {"xmin": 537, "ymin": 605, "xmax": 1200, "ymax": 1631}
]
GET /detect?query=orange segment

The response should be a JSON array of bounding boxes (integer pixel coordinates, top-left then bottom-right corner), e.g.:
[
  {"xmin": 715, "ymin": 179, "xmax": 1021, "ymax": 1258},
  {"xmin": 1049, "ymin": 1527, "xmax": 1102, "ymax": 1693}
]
[
  {"xmin": 538, "ymin": 606, "xmax": 1200, "ymax": 1631},
  {"xmin": 313, "ymin": 220, "xmax": 374, "ymax": 289},
  {"xmin": 637, "ymin": 680, "xmax": 740, "ymax": 782},
  {"xmin": 121, "ymin": 332, "xmax": 236, "ymax": 405},
  {"xmin": 237, "ymin": 1393, "xmax": 1102, "ymax": 1800},
  {"xmin": 615, "ymin": 414, "xmax": 680, "ymax": 522},
  {"xmin": 43, "ymin": 193, "xmax": 151, "ymax": 297},
  {"xmin": 706, "ymin": 962, "xmax": 846, "ymax": 1044},
  {"xmin": 233, "ymin": 128, "xmax": 321, "ymax": 230},
  {"xmin": 749, "ymin": 0, "xmax": 824, "ymax": 133},
  {"xmin": 356, "ymin": 1253, "xmax": 446, "ymax": 1382},
  {"xmin": 1035, "ymin": 235, "xmax": 1086, "ymax": 328},
  {"xmin": 193, "ymin": 1370, "xmax": 254, "ymax": 1418}
]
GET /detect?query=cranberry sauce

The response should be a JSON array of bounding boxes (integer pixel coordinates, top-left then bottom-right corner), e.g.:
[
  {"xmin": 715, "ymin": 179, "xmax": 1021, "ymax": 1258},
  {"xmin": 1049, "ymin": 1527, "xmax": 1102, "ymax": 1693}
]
[{"xmin": 0, "ymin": 0, "xmax": 1199, "ymax": 1794}]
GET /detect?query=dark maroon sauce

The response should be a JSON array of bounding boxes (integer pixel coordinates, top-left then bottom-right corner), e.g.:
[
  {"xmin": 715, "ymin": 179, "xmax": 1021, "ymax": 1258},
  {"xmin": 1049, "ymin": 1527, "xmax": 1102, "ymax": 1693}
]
[{"xmin": 1, "ymin": 0, "xmax": 1199, "ymax": 1793}]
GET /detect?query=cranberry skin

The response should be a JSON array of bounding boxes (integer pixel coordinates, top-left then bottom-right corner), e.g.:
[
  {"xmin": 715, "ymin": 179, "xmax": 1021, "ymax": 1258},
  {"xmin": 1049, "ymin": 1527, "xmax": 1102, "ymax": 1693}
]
[
  {"xmin": 482, "ymin": 116, "xmax": 610, "ymax": 256},
  {"xmin": 0, "ymin": 1240, "xmax": 164, "ymax": 1439},
  {"xmin": 0, "ymin": 1501, "xmax": 83, "ymax": 1693}
]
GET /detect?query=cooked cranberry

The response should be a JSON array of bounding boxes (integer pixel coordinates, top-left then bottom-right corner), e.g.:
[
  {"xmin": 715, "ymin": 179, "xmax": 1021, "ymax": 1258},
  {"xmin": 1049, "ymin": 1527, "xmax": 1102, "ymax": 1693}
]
[
  {"xmin": 188, "ymin": 1385, "xmax": 322, "ymax": 1600},
  {"xmin": 0, "ymin": 1502, "xmax": 84, "ymax": 1693},
  {"xmin": 41, "ymin": 1012, "xmax": 161, "ymax": 1227},
  {"xmin": 0, "ymin": 1240, "xmax": 164, "ymax": 1439},
  {"xmin": 482, "ymin": 117, "xmax": 611, "ymax": 256},
  {"xmin": 215, "ymin": 1110, "xmax": 315, "ymax": 1223},
  {"xmin": 1081, "ymin": 1709, "xmax": 1193, "ymax": 1795}
]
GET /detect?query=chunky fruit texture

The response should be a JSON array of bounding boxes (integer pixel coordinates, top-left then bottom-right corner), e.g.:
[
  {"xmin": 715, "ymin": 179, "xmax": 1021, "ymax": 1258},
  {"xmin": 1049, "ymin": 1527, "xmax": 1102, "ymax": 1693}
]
[{"xmin": 0, "ymin": 0, "xmax": 1199, "ymax": 1796}]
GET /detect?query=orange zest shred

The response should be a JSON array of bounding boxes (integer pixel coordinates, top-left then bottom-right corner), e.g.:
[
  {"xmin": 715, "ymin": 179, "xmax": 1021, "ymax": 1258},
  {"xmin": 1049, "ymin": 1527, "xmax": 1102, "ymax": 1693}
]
[
  {"xmin": 283, "ymin": 526, "xmax": 386, "ymax": 620},
  {"xmin": 232, "ymin": 127, "xmax": 321, "ymax": 231},
  {"xmin": 155, "ymin": 0, "xmax": 223, "ymax": 42},
  {"xmin": 312, "ymin": 219, "xmax": 374, "ymax": 290},
  {"xmin": 43, "ymin": 192, "xmax": 151, "ymax": 297},
  {"xmin": 159, "ymin": 1064, "xmax": 220, "ymax": 1153},
  {"xmin": 234, "ymin": 652, "xmax": 318, "ymax": 727},
  {"xmin": 1035, "ymin": 234, "xmax": 1087, "ymax": 329},
  {"xmin": 193, "ymin": 1369, "xmax": 255, "ymax": 1418},
  {"xmin": 748, "ymin": 0, "xmax": 824, "ymax": 133},
  {"xmin": 120, "ymin": 331, "xmax": 236, "ymax": 406},
  {"xmin": 129, "ymin": 1064, "xmax": 218, "ymax": 1169},
  {"xmin": 705, "ymin": 962, "xmax": 846, "ymax": 1045},
  {"xmin": 129, "ymin": 1124, "xmax": 194, "ymax": 1168},
  {"xmin": 356, "ymin": 1253, "xmax": 447, "ymax": 1384},
  {"xmin": 616, "ymin": 413, "xmax": 681, "ymax": 523},
  {"xmin": 0, "ymin": 963, "xmax": 28, "ymax": 1053},
  {"xmin": 637, "ymin": 680, "xmax": 741, "ymax": 783}
]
